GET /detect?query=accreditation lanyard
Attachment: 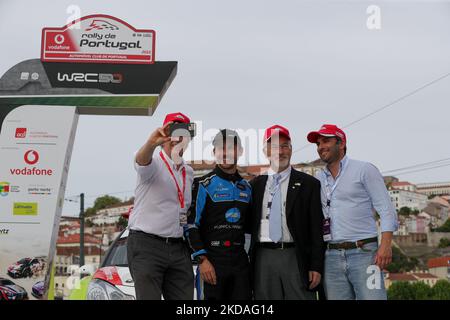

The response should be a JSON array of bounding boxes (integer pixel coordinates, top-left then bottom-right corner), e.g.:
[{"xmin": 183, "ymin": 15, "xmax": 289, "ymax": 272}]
[
  {"xmin": 160, "ymin": 151, "xmax": 186, "ymax": 209},
  {"xmin": 322, "ymin": 159, "xmax": 348, "ymax": 219}
]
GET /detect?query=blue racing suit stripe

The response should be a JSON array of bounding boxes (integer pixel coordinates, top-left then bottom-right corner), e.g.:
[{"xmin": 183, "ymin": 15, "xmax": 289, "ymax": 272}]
[{"xmin": 195, "ymin": 183, "xmax": 207, "ymax": 225}]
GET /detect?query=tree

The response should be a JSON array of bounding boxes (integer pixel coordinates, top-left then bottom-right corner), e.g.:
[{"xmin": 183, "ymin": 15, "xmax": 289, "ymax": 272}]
[
  {"xmin": 398, "ymin": 206, "xmax": 412, "ymax": 216},
  {"xmin": 84, "ymin": 207, "xmax": 96, "ymax": 217},
  {"xmin": 385, "ymin": 247, "xmax": 419, "ymax": 273},
  {"xmin": 84, "ymin": 195, "xmax": 122, "ymax": 217},
  {"xmin": 387, "ymin": 281, "xmax": 433, "ymax": 300},
  {"xmin": 410, "ymin": 282, "xmax": 432, "ymax": 300},
  {"xmin": 93, "ymin": 195, "xmax": 122, "ymax": 211},
  {"xmin": 431, "ymin": 280, "xmax": 450, "ymax": 300},
  {"xmin": 438, "ymin": 238, "xmax": 450, "ymax": 248},
  {"xmin": 117, "ymin": 216, "xmax": 128, "ymax": 231},
  {"xmin": 387, "ymin": 282, "xmax": 416, "ymax": 300},
  {"xmin": 435, "ymin": 219, "xmax": 450, "ymax": 232}
]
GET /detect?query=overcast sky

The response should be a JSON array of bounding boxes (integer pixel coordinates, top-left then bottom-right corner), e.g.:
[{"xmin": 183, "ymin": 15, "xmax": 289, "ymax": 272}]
[{"xmin": 1, "ymin": 0, "xmax": 449, "ymax": 216}]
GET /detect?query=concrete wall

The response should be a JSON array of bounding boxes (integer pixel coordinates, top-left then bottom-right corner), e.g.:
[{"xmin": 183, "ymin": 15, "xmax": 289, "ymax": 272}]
[
  {"xmin": 427, "ymin": 232, "xmax": 450, "ymax": 247},
  {"xmin": 394, "ymin": 233, "xmax": 428, "ymax": 246},
  {"xmin": 429, "ymin": 267, "xmax": 449, "ymax": 280}
]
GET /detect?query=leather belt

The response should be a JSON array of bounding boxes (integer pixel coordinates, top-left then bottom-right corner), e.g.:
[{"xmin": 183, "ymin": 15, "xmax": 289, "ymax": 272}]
[
  {"xmin": 210, "ymin": 240, "xmax": 244, "ymax": 247},
  {"xmin": 258, "ymin": 242, "xmax": 295, "ymax": 249},
  {"xmin": 129, "ymin": 229, "xmax": 184, "ymax": 243},
  {"xmin": 327, "ymin": 237, "xmax": 378, "ymax": 250}
]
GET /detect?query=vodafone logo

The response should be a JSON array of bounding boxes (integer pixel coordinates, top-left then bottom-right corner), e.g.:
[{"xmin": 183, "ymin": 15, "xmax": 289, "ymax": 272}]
[
  {"xmin": 24, "ymin": 150, "xmax": 39, "ymax": 165},
  {"xmin": 54, "ymin": 34, "xmax": 65, "ymax": 44},
  {"xmin": 10, "ymin": 150, "xmax": 52, "ymax": 176}
]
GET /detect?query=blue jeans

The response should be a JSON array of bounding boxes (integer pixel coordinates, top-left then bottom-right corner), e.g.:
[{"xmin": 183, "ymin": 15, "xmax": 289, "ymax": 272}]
[{"xmin": 324, "ymin": 242, "xmax": 387, "ymax": 300}]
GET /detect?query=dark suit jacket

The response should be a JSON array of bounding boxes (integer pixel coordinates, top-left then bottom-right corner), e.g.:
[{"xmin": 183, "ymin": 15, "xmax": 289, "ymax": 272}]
[{"xmin": 247, "ymin": 167, "xmax": 325, "ymax": 290}]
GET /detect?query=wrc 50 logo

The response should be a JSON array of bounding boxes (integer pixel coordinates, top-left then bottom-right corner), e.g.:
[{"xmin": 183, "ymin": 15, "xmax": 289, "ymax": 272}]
[{"xmin": 57, "ymin": 72, "xmax": 123, "ymax": 83}]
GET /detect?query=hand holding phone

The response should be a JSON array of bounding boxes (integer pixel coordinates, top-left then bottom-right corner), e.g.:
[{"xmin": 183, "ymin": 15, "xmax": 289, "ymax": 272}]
[{"xmin": 169, "ymin": 122, "xmax": 196, "ymax": 138}]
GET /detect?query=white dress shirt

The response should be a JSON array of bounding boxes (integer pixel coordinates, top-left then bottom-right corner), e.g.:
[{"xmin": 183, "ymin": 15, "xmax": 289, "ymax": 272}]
[
  {"xmin": 259, "ymin": 166, "xmax": 294, "ymax": 242},
  {"xmin": 128, "ymin": 148, "xmax": 194, "ymax": 238}
]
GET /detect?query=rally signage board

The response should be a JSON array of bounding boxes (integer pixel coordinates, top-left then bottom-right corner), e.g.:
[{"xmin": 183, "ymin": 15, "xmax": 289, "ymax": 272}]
[
  {"xmin": 0, "ymin": 14, "xmax": 177, "ymax": 300},
  {"xmin": 0, "ymin": 105, "xmax": 78, "ymax": 300},
  {"xmin": 41, "ymin": 14, "xmax": 155, "ymax": 64},
  {"xmin": 0, "ymin": 59, "xmax": 177, "ymax": 128}
]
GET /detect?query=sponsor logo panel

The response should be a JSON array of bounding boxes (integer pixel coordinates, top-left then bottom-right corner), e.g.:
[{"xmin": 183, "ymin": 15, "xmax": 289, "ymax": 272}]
[
  {"xmin": 9, "ymin": 150, "xmax": 54, "ymax": 176},
  {"xmin": 0, "ymin": 181, "xmax": 20, "ymax": 196},
  {"xmin": 13, "ymin": 202, "xmax": 38, "ymax": 216}
]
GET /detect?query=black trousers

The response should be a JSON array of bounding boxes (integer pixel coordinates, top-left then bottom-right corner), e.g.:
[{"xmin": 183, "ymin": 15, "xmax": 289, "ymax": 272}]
[
  {"xmin": 203, "ymin": 251, "xmax": 252, "ymax": 300},
  {"xmin": 127, "ymin": 231, "xmax": 194, "ymax": 300}
]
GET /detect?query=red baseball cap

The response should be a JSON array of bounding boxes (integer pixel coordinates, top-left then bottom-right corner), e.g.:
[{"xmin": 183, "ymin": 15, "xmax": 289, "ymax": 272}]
[
  {"xmin": 163, "ymin": 112, "xmax": 190, "ymax": 125},
  {"xmin": 307, "ymin": 124, "xmax": 346, "ymax": 143},
  {"xmin": 264, "ymin": 125, "xmax": 291, "ymax": 142}
]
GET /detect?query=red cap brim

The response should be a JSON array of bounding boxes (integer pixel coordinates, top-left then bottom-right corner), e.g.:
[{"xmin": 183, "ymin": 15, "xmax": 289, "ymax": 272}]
[
  {"xmin": 266, "ymin": 132, "xmax": 291, "ymax": 142},
  {"xmin": 307, "ymin": 131, "xmax": 336, "ymax": 143},
  {"xmin": 307, "ymin": 131, "xmax": 320, "ymax": 143}
]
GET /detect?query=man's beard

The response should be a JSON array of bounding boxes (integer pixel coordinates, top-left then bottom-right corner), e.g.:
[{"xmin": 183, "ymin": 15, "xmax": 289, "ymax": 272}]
[
  {"xmin": 271, "ymin": 157, "xmax": 290, "ymax": 170},
  {"xmin": 320, "ymin": 146, "xmax": 340, "ymax": 164}
]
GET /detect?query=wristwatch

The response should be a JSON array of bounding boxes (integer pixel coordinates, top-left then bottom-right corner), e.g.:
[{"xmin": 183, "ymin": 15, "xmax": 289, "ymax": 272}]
[{"xmin": 195, "ymin": 255, "xmax": 207, "ymax": 264}]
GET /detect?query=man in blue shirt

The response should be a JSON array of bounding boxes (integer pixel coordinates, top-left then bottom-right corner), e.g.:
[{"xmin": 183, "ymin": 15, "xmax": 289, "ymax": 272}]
[{"xmin": 307, "ymin": 124, "xmax": 398, "ymax": 300}]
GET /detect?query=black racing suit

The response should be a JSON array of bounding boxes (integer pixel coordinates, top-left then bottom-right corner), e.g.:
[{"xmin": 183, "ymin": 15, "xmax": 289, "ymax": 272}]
[{"xmin": 185, "ymin": 166, "xmax": 252, "ymax": 300}]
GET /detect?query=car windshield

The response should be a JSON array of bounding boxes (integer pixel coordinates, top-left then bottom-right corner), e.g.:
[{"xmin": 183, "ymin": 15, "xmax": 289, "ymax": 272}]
[
  {"xmin": 0, "ymin": 279, "xmax": 14, "ymax": 286},
  {"xmin": 102, "ymin": 238, "xmax": 128, "ymax": 267},
  {"xmin": 17, "ymin": 258, "xmax": 30, "ymax": 264}
]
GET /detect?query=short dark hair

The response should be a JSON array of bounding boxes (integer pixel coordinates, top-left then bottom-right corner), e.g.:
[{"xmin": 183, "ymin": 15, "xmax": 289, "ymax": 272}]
[
  {"xmin": 212, "ymin": 129, "xmax": 242, "ymax": 148},
  {"xmin": 336, "ymin": 137, "xmax": 347, "ymax": 155}
]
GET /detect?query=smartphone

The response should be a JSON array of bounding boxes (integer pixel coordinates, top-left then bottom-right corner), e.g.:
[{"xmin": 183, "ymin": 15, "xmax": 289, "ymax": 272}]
[{"xmin": 169, "ymin": 122, "xmax": 196, "ymax": 138}]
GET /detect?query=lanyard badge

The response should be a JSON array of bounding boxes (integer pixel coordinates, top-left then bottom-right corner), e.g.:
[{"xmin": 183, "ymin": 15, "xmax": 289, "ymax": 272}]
[
  {"xmin": 321, "ymin": 159, "xmax": 349, "ymax": 242},
  {"xmin": 160, "ymin": 151, "xmax": 186, "ymax": 209},
  {"xmin": 323, "ymin": 218, "xmax": 332, "ymax": 242}
]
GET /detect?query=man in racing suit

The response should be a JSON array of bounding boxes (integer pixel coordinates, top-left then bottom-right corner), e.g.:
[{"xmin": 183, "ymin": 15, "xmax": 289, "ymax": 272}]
[{"xmin": 185, "ymin": 129, "xmax": 252, "ymax": 300}]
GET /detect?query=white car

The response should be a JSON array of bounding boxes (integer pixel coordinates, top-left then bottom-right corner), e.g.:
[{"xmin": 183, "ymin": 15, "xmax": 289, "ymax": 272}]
[{"xmin": 85, "ymin": 229, "xmax": 202, "ymax": 300}]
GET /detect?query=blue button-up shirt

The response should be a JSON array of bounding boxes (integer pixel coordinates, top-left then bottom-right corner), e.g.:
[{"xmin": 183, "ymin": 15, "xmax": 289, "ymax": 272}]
[{"xmin": 317, "ymin": 156, "xmax": 398, "ymax": 243}]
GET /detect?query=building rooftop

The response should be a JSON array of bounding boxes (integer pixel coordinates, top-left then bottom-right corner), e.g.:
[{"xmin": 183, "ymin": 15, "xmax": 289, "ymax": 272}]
[
  {"xmin": 57, "ymin": 234, "xmax": 102, "ymax": 245},
  {"xmin": 386, "ymin": 273, "xmax": 417, "ymax": 281},
  {"xmin": 392, "ymin": 181, "xmax": 414, "ymax": 187},
  {"xmin": 56, "ymin": 246, "xmax": 103, "ymax": 256},
  {"xmin": 411, "ymin": 273, "xmax": 439, "ymax": 279},
  {"xmin": 416, "ymin": 182, "xmax": 450, "ymax": 188},
  {"xmin": 102, "ymin": 199, "xmax": 134, "ymax": 210},
  {"xmin": 427, "ymin": 256, "xmax": 450, "ymax": 269},
  {"xmin": 428, "ymin": 196, "xmax": 450, "ymax": 207}
]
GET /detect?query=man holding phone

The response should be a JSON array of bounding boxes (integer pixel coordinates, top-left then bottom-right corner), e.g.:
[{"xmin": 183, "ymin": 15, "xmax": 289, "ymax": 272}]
[{"xmin": 127, "ymin": 112, "xmax": 196, "ymax": 300}]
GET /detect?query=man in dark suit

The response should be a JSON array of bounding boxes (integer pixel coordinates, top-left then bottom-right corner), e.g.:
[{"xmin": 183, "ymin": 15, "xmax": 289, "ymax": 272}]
[{"xmin": 247, "ymin": 125, "xmax": 325, "ymax": 300}]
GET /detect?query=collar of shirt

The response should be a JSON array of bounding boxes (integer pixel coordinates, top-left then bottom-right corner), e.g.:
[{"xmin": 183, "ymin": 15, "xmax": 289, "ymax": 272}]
[
  {"xmin": 213, "ymin": 165, "xmax": 242, "ymax": 182},
  {"xmin": 161, "ymin": 148, "xmax": 186, "ymax": 172},
  {"xmin": 323, "ymin": 155, "xmax": 349, "ymax": 179},
  {"xmin": 267, "ymin": 165, "xmax": 291, "ymax": 183}
]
